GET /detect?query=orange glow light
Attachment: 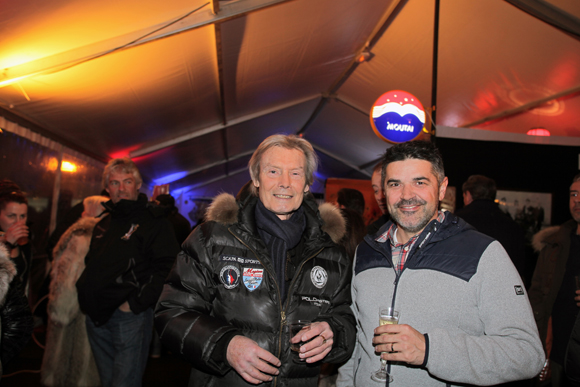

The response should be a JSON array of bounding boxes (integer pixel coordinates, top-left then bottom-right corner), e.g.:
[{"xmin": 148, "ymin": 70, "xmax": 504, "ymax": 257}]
[{"xmin": 61, "ymin": 161, "xmax": 77, "ymax": 172}]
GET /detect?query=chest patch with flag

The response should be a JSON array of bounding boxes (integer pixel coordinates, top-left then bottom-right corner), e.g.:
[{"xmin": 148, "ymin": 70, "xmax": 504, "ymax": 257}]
[
  {"xmin": 243, "ymin": 267, "xmax": 264, "ymax": 291},
  {"xmin": 220, "ymin": 265, "xmax": 240, "ymax": 289}
]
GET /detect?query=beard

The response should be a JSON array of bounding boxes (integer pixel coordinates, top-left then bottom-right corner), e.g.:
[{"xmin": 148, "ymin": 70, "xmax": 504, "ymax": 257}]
[{"xmin": 389, "ymin": 197, "xmax": 438, "ymax": 235}]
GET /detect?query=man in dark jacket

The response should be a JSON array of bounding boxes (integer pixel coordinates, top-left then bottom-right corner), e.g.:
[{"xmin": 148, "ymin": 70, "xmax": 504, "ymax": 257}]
[
  {"xmin": 529, "ymin": 173, "xmax": 580, "ymax": 386},
  {"xmin": 455, "ymin": 175, "xmax": 527, "ymax": 284},
  {"xmin": 76, "ymin": 158, "xmax": 180, "ymax": 387},
  {"xmin": 155, "ymin": 134, "xmax": 356, "ymax": 386}
]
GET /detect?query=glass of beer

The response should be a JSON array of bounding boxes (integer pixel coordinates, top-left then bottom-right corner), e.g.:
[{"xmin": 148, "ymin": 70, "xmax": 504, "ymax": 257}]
[{"xmin": 371, "ymin": 307, "xmax": 400, "ymax": 383}]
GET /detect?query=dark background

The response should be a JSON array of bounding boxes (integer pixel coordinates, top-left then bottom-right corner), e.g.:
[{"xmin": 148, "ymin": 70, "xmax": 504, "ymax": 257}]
[{"xmin": 437, "ymin": 137, "xmax": 579, "ymax": 226}]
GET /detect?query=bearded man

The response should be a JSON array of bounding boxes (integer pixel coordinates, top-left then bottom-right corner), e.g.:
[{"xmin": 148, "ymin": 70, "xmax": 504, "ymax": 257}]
[{"xmin": 337, "ymin": 140, "xmax": 544, "ymax": 386}]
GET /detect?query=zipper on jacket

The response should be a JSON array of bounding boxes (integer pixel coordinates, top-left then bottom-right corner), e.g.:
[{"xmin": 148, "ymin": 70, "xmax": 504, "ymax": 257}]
[
  {"xmin": 229, "ymin": 228, "xmax": 326, "ymax": 386},
  {"xmin": 277, "ymin": 247, "xmax": 324, "ymax": 386}
]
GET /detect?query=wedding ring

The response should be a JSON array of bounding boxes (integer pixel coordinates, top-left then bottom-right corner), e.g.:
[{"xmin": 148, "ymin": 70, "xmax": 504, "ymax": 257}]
[
  {"xmin": 321, "ymin": 335, "xmax": 327, "ymax": 345},
  {"xmin": 391, "ymin": 343, "xmax": 395, "ymax": 353}
]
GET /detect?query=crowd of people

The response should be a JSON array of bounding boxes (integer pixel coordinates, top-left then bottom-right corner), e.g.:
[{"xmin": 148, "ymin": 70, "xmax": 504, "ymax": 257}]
[{"xmin": 0, "ymin": 135, "xmax": 578, "ymax": 387}]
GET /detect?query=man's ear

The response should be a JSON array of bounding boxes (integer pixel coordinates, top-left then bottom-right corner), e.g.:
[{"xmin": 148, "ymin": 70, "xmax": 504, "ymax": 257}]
[
  {"xmin": 438, "ymin": 177, "xmax": 449, "ymax": 201},
  {"xmin": 253, "ymin": 179, "xmax": 260, "ymax": 188},
  {"xmin": 304, "ymin": 185, "xmax": 310, "ymax": 193}
]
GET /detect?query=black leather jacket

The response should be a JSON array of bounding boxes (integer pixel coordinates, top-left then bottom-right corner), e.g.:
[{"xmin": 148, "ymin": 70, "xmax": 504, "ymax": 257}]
[
  {"xmin": 155, "ymin": 193, "xmax": 356, "ymax": 387},
  {"xmin": 0, "ymin": 247, "xmax": 33, "ymax": 374}
]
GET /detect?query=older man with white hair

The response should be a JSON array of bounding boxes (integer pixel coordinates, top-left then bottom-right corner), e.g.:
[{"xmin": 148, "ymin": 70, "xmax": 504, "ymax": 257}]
[{"xmin": 155, "ymin": 134, "xmax": 356, "ymax": 386}]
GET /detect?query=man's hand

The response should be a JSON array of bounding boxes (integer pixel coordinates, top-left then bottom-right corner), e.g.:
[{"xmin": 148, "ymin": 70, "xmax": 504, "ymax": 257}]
[
  {"xmin": 575, "ymin": 289, "xmax": 580, "ymax": 307},
  {"xmin": 118, "ymin": 301, "xmax": 131, "ymax": 312},
  {"xmin": 227, "ymin": 335, "xmax": 281, "ymax": 384},
  {"xmin": 372, "ymin": 323, "xmax": 426, "ymax": 366},
  {"xmin": 292, "ymin": 321, "xmax": 333, "ymax": 363}
]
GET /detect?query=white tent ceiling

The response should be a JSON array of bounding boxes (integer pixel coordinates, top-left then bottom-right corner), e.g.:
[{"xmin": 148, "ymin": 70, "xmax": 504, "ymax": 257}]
[{"xmin": 1, "ymin": 0, "xmax": 579, "ymax": 197}]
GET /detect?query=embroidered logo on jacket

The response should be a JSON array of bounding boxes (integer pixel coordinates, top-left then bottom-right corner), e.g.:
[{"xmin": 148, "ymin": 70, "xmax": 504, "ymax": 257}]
[
  {"xmin": 310, "ymin": 266, "xmax": 328, "ymax": 289},
  {"xmin": 220, "ymin": 265, "xmax": 240, "ymax": 289},
  {"xmin": 514, "ymin": 285, "xmax": 525, "ymax": 295},
  {"xmin": 243, "ymin": 267, "xmax": 263, "ymax": 291},
  {"xmin": 220, "ymin": 255, "xmax": 260, "ymax": 265},
  {"xmin": 121, "ymin": 224, "xmax": 139, "ymax": 240}
]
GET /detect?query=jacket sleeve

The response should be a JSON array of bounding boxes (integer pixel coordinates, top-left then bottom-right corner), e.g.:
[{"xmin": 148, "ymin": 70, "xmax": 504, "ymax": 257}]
[
  {"xmin": 336, "ymin": 259, "xmax": 359, "ymax": 387},
  {"xmin": 527, "ymin": 246, "xmax": 551, "ymax": 349},
  {"xmin": 315, "ymin": 246, "xmax": 356, "ymax": 364},
  {"xmin": 154, "ymin": 223, "xmax": 239, "ymax": 375},
  {"xmin": 426, "ymin": 241, "xmax": 545, "ymax": 385},
  {"xmin": 128, "ymin": 218, "xmax": 180, "ymax": 314},
  {"xmin": 1, "ymin": 279, "xmax": 33, "ymax": 366}
]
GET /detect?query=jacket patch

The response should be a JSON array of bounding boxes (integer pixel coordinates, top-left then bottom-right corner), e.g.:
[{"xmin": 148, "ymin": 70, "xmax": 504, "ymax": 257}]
[
  {"xmin": 121, "ymin": 224, "xmax": 139, "ymax": 240},
  {"xmin": 243, "ymin": 267, "xmax": 263, "ymax": 291},
  {"xmin": 310, "ymin": 266, "xmax": 328, "ymax": 289},
  {"xmin": 220, "ymin": 265, "xmax": 240, "ymax": 289},
  {"xmin": 220, "ymin": 255, "xmax": 260, "ymax": 265},
  {"xmin": 514, "ymin": 285, "xmax": 525, "ymax": 295}
]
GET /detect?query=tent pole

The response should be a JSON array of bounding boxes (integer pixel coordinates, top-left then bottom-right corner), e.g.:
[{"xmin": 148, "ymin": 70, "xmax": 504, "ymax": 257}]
[{"xmin": 430, "ymin": 0, "xmax": 440, "ymax": 143}]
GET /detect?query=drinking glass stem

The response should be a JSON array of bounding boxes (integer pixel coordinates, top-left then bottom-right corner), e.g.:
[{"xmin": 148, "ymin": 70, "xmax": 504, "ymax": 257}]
[{"xmin": 380, "ymin": 357, "xmax": 387, "ymax": 370}]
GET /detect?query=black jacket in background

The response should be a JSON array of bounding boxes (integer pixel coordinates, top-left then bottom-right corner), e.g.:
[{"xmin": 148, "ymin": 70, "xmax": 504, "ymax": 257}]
[
  {"xmin": 455, "ymin": 199, "xmax": 526, "ymax": 282},
  {"xmin": 76, "ymin": 195, "xmax": 180, "ymax": 325}
]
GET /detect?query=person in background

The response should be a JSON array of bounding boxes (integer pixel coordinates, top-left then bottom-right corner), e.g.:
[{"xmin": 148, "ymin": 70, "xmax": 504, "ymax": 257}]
[
  {"xmin": 155, "ymin": 194, "xmax": 192, "ymax": 245},
  {"xmin": 0, "ymin": 180, "xmax": 32, "ymax": 295},
  {"xmin": 367, "ymin": 161, "xmax": 390, "ymax": 235},
  {"xmin": 339, "ymin": 207, "xmax": 366, "ymax": 262},
  {"xmin": 337, "ymin": 188, "xmax": 365, "ymax": 217},
  {"xmin": 41, "ymin": 195, "xmax": 108, "ymax": 387},
  {"xmin": 455, "ymin": 175, "xmax": 527, "ymax": 286},
  {"xmin": 0, "ymin": 243, "xmax": 34, "ymax": 377},
  {"xmin": 337, "ymin": 141, "xmax": 544, "ymax": 386},
  {"xmin": 528, "ymin": 173, "xmax": 580, "ymax": 387},
  {"xmin": 155, "ymin": 134, "xmax": 356, "ymax": 386},
  {"xmin": 75, "ymin": 158, "xmax": 180, "ymax": 387}
]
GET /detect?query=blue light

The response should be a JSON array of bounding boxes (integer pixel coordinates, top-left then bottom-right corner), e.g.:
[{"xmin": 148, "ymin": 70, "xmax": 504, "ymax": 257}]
[{"xmin": 154, "ymin": 171, "xmax": 189, "ymax": 185}]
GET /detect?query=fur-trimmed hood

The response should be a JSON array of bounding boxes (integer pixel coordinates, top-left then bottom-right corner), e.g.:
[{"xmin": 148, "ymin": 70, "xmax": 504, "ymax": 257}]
[
  {"xmin": 206, "ymin": 193, "xmax": 346, "ymax": 243},
  {"xmin": 0, "ymin": 244, "xmax": 17, "ymax": 306},
  {"xmin": 531, "ymin": 219, "xmax": 577, "ymax": 252},
  {"xmin": 531, "ymin": 226, "xmax": 560, "ymax": 253}
]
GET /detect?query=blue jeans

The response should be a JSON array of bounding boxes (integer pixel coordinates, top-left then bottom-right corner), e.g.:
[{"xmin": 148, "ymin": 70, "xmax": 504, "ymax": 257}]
[{"xmin": 86, "ymin": 308, "xmax": 153, "ymax": 387}]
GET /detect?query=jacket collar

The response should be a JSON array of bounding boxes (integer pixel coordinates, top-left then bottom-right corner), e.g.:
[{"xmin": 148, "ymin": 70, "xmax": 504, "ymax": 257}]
[
  {"xmin": 366, "ymin": 210, "xmax": 474, "ymax": 249},
  {"xmin": 206, "ymin": 192, "xmax": 346, "ymax": 244},
  {"xmin": 102, "ymin": 193, "xmax": 148, "ymax": 217}
]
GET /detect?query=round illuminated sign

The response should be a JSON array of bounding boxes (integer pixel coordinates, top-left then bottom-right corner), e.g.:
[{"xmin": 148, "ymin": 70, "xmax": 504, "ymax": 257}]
[{"xmin": 370, "ymin": 90, "xmax": 426, "ymax": 143}]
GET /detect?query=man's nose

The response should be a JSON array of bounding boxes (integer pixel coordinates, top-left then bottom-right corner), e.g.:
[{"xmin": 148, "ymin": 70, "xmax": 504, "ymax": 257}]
[
  {"xmin": 400, "ymin": 184, "xmax": 414, "ymax": 199},
  {"xmin": 279, "ymin": 173, "xmax": 290, "ymax": 187}
]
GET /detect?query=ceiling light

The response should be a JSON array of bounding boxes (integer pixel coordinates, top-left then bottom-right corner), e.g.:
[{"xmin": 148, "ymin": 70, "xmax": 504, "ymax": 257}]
[
  {"xmin": 527, "ymin": 128, "xmax": 550, "ymax": 136},
  {"xmin": 356, "ymin": 50, "xmax": 374, "ymax": 63}
]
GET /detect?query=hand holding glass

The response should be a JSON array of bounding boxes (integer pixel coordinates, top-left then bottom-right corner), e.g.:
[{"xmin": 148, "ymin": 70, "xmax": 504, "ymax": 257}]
[
  {"xmin": 289, "ymin": 320, "xmax": 312, "ymax": 362},
  {"xmin": 371, "ymin": 307, "xmax": 399, "ymax": 383}
]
